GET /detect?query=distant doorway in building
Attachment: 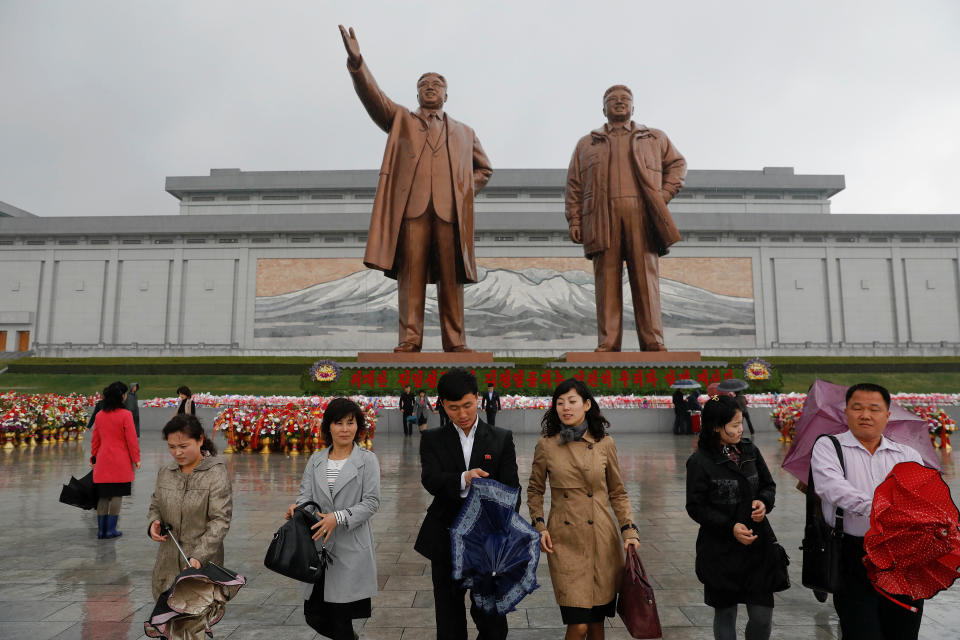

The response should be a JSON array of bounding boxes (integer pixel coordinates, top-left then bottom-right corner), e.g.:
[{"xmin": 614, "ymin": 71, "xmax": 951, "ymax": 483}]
[
  {"xmin": 0, "ymin": 331, "xmax": 7, "ymax": 351},
  {"xmin": 17, "ymin": 330, "xmax": 30, "ymax": 352}
]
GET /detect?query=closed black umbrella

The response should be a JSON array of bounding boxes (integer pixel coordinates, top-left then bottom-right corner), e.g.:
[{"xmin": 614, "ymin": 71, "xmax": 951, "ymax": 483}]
[{"xmin": 59, "ymin": 471, "xmax": 97, "ymax": 511}]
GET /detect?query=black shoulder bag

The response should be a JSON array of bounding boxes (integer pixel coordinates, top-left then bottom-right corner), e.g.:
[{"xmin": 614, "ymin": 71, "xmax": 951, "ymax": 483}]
[
  {"xmin": 264, "ymin": 501, "xmax": 330, "ymax": 583},
  {"xmin": 800, "ymin": 435, "xmax": 845, "ymax": 597}
]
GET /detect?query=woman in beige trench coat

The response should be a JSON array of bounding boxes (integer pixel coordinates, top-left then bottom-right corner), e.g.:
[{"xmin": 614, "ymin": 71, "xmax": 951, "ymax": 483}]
[
  {"xmin": 147, "ymin": 414, "xmax": 233, "ymax": 624},
  {"xmin": 528, "ymin": 379, "xmax": 640, "ymax": 640}
]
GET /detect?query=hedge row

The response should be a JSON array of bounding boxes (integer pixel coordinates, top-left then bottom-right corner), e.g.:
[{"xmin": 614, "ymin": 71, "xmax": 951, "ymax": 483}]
[{"xmin": 299, "ymin": 364, "xmax": 784, "ymax": 397}]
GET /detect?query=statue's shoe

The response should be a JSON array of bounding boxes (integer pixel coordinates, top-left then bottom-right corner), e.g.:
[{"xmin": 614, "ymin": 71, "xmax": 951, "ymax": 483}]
[
  {"xmin": 393, "ymin": 342, "xmax": 422, "ymax": 353},
  {"xmin": 448, "ymin": 346, "xmax": 475, "ymax": 353}
]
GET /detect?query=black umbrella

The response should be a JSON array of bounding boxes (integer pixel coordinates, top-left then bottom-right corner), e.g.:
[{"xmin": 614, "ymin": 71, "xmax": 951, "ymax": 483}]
[
  {"xmin": 59, "ymin": 471, "xmax": 97, "ymax": 511},
  {"xmin": 144, "ymin": 525, "xmax": 246, "ymax": 639},
  {"xmin": 717, "ymin": 379, "xmax": 749, "ymax": 393}
]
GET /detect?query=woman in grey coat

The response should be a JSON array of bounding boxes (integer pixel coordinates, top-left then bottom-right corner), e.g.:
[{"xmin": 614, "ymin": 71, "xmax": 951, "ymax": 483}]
[{"xmin": 285, "ymin": 398, "xmax": 381, "ymax": 640}]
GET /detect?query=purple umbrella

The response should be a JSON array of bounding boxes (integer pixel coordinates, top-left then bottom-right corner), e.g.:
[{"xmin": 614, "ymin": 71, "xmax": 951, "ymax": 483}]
[{"xmin": 781, "ymin": 380, "xmax": 940, "ymax": 483}]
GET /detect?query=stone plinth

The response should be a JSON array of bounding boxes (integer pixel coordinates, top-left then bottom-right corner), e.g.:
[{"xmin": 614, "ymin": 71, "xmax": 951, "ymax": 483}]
[
  {"xmin": 356, "ymin": 351, "xmax": 495, "ymax": 364},
  {"xmin": 563, "ymin": 350, "xmax": 701, "ymax": 363}
]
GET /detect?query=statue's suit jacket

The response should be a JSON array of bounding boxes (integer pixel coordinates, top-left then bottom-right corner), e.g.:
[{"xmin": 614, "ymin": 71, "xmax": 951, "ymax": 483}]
[
  {"xmin": 565, "ymin": 122, "xmax": 686, "ymax": 257},
  {"xmin": 347, "ymin": 59, "xmax": 493, "ymax": 284}
]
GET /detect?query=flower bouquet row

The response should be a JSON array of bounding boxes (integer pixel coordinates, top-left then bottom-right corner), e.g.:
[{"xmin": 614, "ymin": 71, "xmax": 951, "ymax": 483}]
[
  {"xmin": 212, "ymin": 397, "xmax": 380, "ymax": 454},
  {"xmin": 0, "ymin": 391, "xmax": 93, "ymax": 449},
  {"xmin": 902, "ymin": 404, "xmax": 957, "ymax": 450}
]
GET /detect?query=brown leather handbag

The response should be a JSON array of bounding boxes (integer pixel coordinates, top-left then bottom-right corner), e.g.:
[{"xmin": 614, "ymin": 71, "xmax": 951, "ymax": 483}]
[{"xmin": 617, "ymin": 546, "xmax": 663, "ymax": 639}]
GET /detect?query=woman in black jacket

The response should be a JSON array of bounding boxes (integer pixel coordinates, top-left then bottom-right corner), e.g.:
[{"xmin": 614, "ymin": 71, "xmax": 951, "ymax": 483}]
[{"xmin": 685, "ymin": 396, "xmax": 778, "ymax": 640}]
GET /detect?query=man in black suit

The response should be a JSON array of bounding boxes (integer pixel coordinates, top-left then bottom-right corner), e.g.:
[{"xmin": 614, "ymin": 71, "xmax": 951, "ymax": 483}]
[
  {"xmin": 480, "ymin": 382, "xmax": 501, "ymax": 426},
  {"xmin": 415, "ymin": 369, "xmax": 519, "ymax": 640},
  {"xmin": 399, "ymin": 385, "xmax": 416, "ymax": 436}
]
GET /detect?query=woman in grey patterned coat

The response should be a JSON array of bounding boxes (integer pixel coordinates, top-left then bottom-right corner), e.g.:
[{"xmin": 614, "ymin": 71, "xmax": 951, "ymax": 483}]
[{"xmin": 147, "ymin": 415, "xmax": 233, "ymax": 602}]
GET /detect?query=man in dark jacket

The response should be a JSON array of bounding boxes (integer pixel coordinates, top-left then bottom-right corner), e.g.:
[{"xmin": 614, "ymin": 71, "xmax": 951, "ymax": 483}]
[
  {"xmin": 416, "ymin": 369, "xmax": 519, "ymax": 640},
  {"xmin": 480, "ymin": 382, "xmax": 501, "ymax": 426},
  {"xmin": 399, "ymin": 385, "xmax": 416, "ymax": 436},
  {"xmin": 124, "ymin": 382, "xmax": 140, "ymax": 438}
]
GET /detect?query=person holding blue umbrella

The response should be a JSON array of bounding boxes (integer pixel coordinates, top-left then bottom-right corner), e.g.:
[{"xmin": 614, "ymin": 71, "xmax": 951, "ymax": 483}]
[{"xmin": 528, "ymin": 379, "xmax": 640, "ymax": 640}]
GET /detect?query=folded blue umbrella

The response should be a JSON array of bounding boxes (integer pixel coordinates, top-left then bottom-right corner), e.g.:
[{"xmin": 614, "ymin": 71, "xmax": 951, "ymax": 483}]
[{"xmin": 450, "ymin": 477, "xmax": 541, "ymax": 615}]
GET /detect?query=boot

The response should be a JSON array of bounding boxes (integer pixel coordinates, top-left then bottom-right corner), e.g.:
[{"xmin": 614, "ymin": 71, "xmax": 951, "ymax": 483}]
[
  {"xmin": 104, "ymin": 515, "xmax": 123, "ymax": 539},
  {"xmin": 97, "ymin": 515, "xmax": 107, "ymax": 539}
]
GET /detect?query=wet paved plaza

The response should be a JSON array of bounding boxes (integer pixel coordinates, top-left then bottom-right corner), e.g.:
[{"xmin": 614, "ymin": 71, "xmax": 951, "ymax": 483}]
[{"xmin": 2, "ymin": 413, "xmax": 960, "ymax": 640}]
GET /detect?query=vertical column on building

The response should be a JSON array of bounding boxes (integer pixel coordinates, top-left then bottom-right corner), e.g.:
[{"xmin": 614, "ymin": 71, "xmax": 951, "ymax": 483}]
[
  {"xmin": 166, "ymin": 248, "xmax": 184, "ymax": 346},
  {"xmin": 34, "ymin": 249, "xmax": 56, "ymax": 347},
  {"xmin": 234, "ymin": 247, "xmax": 251, "ymax": 350},
  {"xmin": 100, "ymin": 249, "xmax": 120, "ymax": 345},
  {"xmin": 753, "ymin": 246, "xmax": 770, "ymax": 349},
  {"xmin": 824, "ymin": 245, "xmax": 843, "ymax": 344},
  {"xmin": 890, "ymin": 245, "xmax": 909, "ymax": 344}
]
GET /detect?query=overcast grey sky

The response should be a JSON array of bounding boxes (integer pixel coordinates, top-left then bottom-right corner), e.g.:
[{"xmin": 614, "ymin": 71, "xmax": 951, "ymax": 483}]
[{"xmin": 1, "ymin": 0, "xmax": 958, "ymax": 217}]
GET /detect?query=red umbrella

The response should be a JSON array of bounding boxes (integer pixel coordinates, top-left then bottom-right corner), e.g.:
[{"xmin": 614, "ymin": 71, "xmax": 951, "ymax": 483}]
[
  {"xmin": 863, "ymin": 461, "xmax": 960, "ymax": 610},
  {"xmin": 781, "ymin": 380, "xmax": 940, "ymax": 483}
]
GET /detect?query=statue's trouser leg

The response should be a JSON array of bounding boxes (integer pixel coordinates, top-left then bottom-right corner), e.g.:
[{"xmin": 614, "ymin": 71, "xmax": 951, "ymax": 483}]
[
  {"xmin": 429, "ymin": 211, "xmax": 466, "ymax": 351},
  {"xmin": 618, "ymin": 197, "xmax": 664, "ymax": 349},
  {"xmin": 397, "ymin": 214, "xmax": 430, "ymax": 348},
  {"xmin": 593, "ymin": 203, "xmax": 625, "ymax": 351}
]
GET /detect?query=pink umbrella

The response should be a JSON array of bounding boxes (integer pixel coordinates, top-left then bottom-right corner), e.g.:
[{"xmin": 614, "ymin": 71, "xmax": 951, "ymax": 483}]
[{"xmin": 781, "ymin": 380, "xmax": 940, "ymax": 483}]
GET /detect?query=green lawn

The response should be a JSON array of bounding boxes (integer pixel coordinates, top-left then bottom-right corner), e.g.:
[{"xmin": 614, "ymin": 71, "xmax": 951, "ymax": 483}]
[
  {"xmin": 780, "ymin": 372, "xmax": 960, "ymax": 394},
  {"xmin": 0, "ymin": 374, "xmax": 304, "ymax": 397}
]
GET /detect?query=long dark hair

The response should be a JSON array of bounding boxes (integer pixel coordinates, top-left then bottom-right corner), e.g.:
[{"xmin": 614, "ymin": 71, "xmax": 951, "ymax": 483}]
[
  {"xmin": 163, "ymin": 414, "xmax": 217, "ymax": 456},
  {"xmin": 102, "ymin": 381, "xmax": 128, "ymax": 411},
  {"xmin": 321, "ymin": 398, "xmax": 366, "ymax": 447},
  {"xmin": 697, "ymin": 395, "xmax": 741, "ymax": 453},
  {"xmin": 541, "ymin": 379, "xmax": 608, "ymax": 440}
]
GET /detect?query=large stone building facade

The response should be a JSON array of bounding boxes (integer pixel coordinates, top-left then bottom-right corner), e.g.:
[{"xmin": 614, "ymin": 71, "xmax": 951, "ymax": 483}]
[{"xmin": 1, "ymin": 167, "xmax": 958, "ymax": 357}]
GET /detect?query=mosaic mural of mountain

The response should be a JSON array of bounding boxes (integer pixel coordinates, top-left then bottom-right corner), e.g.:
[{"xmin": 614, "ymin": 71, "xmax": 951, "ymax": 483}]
[{"xmin": 254, "ymin": 264, "xmax": 755, "ymax": 351}]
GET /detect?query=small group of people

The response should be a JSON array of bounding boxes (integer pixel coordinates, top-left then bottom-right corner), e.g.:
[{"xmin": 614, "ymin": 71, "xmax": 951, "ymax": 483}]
[
  {"xmin": 684, "ymin": 382, "xmax": 928, "ymax": 640},
  {"xmin": 85, "ymin": 371, "xmax": 931, "ymax": 640}
]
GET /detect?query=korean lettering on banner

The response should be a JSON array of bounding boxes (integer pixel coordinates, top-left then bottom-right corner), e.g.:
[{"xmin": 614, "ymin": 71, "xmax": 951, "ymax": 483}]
[
  {"xmin": 349, "ymin": 370, "xmax": 363, "ymax": 387},
  {"xmin": 398, "ymin": 370, "xmax": 411, "ymax": 387},
  {"xmin": 376, "ymin": 370, "xmax": 388, "ymax": 388}
]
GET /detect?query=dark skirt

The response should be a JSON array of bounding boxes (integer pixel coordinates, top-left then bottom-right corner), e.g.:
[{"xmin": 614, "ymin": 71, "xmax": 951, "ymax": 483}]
[
  {"xmin": 559, "ymin": 597, "xmax": 616, "ymax": 625},
  {"xmin": 304, "ymin": 579, "xmax": 371, "ymax": 639},
  {"xmin": 95, "ymin": 482, "xmax": 131, "ymax": 498},
  {"xmin": 704, "ymin": 584, "xmax": 774, "ymax": 609}
]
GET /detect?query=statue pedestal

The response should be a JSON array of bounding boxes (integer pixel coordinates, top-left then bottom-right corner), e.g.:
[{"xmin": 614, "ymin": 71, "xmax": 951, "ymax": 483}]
[
  {"xmin": 563, "ymin": 351, "xmax": 701, "ymax": 364},
  {"xmin": 357, "ymin": 351, "xmax": 495, "ymax": 364}
]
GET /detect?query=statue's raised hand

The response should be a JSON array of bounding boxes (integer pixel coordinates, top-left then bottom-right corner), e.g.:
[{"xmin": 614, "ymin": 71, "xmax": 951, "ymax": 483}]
[{"xmin": 338, "ymin": 25, "xmax": 361, "ymax": 67}]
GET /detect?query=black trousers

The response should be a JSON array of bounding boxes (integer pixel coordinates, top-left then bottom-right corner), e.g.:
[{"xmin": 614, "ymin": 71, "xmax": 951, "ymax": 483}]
[
  {"xmin": 431, "ymin": 559, "xmax": 507, "ymax": 640},
  {"xmin": 485, "ymin": 408, "xmax": 497, "ymax": 426},
  {"xmin": 833, "ymin": 535, "xmax": 923, "ymax": 640}
]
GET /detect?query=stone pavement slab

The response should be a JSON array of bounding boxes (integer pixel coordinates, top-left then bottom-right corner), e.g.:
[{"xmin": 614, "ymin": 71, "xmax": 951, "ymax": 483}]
[{"xmin": 1, "ymin": 427, "xmax": 959, "ymax": 639}]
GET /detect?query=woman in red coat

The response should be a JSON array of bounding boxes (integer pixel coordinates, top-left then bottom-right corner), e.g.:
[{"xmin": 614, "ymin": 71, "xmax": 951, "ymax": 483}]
[{"xmin": 90, "ymin": 381, "xmax": 141, "ymax": 539}]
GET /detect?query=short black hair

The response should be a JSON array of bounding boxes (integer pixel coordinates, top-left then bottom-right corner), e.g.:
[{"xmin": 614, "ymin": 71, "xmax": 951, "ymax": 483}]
[
  {"xmin": 102, "ymin": 381, "xmax": 128, "ymax": 411},
  {"xmin": 845, "ymin": 383, "xmax": 891, "ymax": 408},
  {"xmin": 177, "ymin": 385, "xmax": 192, "ymax": 397},
  {"xmin": 437, "ymin": 368, "xmax": 478, "ymax": 402},
  {"xmin": 697, "ymin": 395, "xmax": 741, "ymax": 453},
  {"xmin": 541, "ymin": 378, "xmax": 608, "ymax": 440},
  {"xmin": 320, "ymin": 398, "xmax": 366, "ymax": 447}
]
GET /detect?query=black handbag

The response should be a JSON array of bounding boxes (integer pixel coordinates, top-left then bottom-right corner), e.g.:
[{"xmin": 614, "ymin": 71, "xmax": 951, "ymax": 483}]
[
  {"xmin": 264, "ymin": 501, "xmax": 330, "ymax": 583},
  {"xmin": 756, "ymin": 524, "xmax": 791, "ymax": 593},
  {"xmin": 800, "ymin": 435, "xmax": 845, "ymax": 596}
]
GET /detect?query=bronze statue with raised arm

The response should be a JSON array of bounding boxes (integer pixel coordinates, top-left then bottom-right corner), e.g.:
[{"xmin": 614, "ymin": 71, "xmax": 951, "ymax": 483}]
[
  {"xmin": 338, "ymin": 25, "xmax": 493, "ymax": 353},
  {"xmin": 565, "ymin": 84, "xmax": 687, "ymax": 352}
]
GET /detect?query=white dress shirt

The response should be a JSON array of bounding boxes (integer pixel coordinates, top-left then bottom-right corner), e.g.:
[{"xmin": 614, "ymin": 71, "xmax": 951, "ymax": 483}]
[
  {"xmin": 811, "ymin": 429, "xmax": 923, "ymax": 536},
  {"xmin": 456, "ymin": 414, "xmax": 480, "ymax": 498}
]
